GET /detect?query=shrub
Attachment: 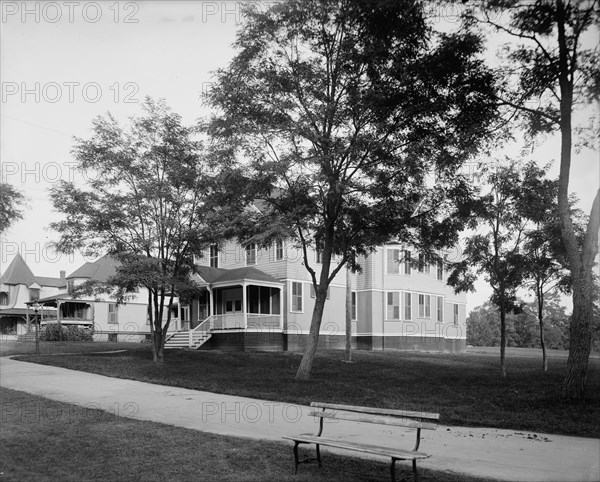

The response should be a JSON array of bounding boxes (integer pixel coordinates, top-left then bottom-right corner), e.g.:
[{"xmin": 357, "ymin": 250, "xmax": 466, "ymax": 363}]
[{"xmin": 41, "ymin": 324, "xmax": 94, "ymax": 342}]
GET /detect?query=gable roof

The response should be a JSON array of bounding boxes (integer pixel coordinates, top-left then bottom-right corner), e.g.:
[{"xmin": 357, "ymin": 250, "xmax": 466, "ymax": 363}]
[
  {"xmin": 193, "ymin": 265, "xmax": 281, "ymax": 287},
  {"xmin": 0, "ymin": 254, "xmax": 36, "ymax": 286},
  {"xmin": 67, "ymin": 255, "xmax": 118, "ymax": 283}
]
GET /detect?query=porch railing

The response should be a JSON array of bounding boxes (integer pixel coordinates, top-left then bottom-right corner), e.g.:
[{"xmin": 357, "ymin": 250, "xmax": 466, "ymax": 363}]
[
  {"xmin": 212, "ymin": 314, "xmax": 245, "ymax": 330},
  {"xmin": 247, "ymin": 314, "xmax": 281, "ymax": 330},
  {"xmin": 188, "ymin": 315, "xmax": 215, "ymax": 347}
]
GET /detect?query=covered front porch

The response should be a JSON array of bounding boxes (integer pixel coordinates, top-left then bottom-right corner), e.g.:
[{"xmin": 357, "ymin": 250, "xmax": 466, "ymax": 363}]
[
  {"xmin": 26, "ymin": 294, "xmax": 93, "ymax": 330},
  {"xmin": 166, "ymin": 266, "xmax": 284, "ymax": 349}
]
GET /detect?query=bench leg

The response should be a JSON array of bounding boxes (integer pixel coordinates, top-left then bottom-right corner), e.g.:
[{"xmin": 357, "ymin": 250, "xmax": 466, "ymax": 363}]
[
  {"xmin": 293, "ymin": 442, "xmax": 300, "ymax": 475},
  {"xmin": 390, "ymin": 458, "xmax": 397, "ymax": 482},
  {"xmin": 316, "ymin": 444, "xmax": 322, "ymax": 467},
  {"xmin": 413, "ymin": 459, "xmax": 418, "ymax": 482}
]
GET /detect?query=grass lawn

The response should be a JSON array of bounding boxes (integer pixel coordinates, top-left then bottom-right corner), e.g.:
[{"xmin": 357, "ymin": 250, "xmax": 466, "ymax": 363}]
[
  {"xmin": 0, "ymin": 340, "xmax": 145, "ymax": 357},
  {"xmin": 7, "ymin": 341, "xmax": 599, "ymax": 437},
  {"xmin": 0, "ymin": 388, "xmax": 491, "ymax": 482}
]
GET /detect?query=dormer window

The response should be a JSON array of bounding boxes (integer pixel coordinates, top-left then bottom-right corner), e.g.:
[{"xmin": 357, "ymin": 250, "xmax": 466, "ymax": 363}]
[
  {"xmin": 29, "ymin": 288, "xmax": 40, "ymax": 301},
  {"xmin": 67, "ymin": 280, "xmax": 75, "ymax": 294},
  {"xmin": 0, "ymin": 292, "xmax": 8, "ymax": 306}
]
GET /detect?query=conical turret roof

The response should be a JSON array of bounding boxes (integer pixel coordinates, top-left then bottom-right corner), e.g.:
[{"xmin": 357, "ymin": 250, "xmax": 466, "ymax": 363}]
[{"xmin": 0, "ymin": 253, "xmax": 37, "ymax": 286}]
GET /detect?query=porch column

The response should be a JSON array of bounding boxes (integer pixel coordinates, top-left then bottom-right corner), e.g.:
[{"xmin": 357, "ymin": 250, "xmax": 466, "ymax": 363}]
[
  {"xmin": 26, "ymin": 305, "xmax": 30, "ymax": 333},
  {"xmin": 57, "ymin": 301, "xmax": 62, "ymax": 327},
  {"xmin": 177, "ymin": 300, "xmax": 182, "ymax": 331},
  {"xmin": 208, "ymin": 288, "xmax": 214, "ymax": 330},
  {"xmin": 242, "ymin": 282, "xmax": 247, "ymax": 329},
  {"xmin": 279, "ymin": 287, "xmax": 283, "ymax": 330}
]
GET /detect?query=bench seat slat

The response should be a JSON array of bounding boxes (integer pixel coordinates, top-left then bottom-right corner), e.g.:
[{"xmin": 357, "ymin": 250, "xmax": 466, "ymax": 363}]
[
  {"xmin": 283, "ymin": 434, "xmax": 431, "ymax": 460},
  {"xmin": 310, "ymin": 402, "xmax": 439, "ymax": 421},
  {"xmin": 308, "ymin": 410, "xmax": 437, "ymax": 430}
]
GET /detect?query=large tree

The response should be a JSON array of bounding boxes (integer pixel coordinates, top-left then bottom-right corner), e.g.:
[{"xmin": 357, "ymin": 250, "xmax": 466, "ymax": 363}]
[
  {"xmin": 50, "ymin": 98, "xmax": 217, "ymax": 362},
  {"xmin": 466, "ymin": 0, "xmax": 599, "ymax": 398},
  {"xmin": 0, "ymin": 183, "xmax": 25, "ymax": 234},
  {"xmin": 207, "ymin": 0, "xmax": 498, "ymax": 379}
]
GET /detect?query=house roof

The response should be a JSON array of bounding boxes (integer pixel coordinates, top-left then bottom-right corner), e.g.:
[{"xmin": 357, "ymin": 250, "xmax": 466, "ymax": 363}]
[
  {"xmin": 0, "ymin": 254, "xmax": 36, "ymax": 286},
  {"xmin": 35, "ymin": 276, "xmax": 65, "ymax": 288},
  {"xmin": 193, "ymin": 265, "xmax": 282, "ymax": 287},
  {"xmin": 67, "ymin": 255, "xmax": 118, "ymax": 282}
]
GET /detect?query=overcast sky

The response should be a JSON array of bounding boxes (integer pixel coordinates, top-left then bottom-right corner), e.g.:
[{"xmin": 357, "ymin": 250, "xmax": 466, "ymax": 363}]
[{"xmin": 1, "ymin": 1, "xmax": 598, "ymax": 314}]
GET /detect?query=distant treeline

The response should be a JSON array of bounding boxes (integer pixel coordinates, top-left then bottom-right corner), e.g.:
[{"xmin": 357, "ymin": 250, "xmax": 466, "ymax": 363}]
[{"xmin": 467, "ymin": 295, "xmax": 600, "ymax": 352}]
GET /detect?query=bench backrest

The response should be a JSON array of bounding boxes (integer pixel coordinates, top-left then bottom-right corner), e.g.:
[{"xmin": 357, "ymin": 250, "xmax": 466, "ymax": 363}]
[{"xmin": 309, "ymin": 402, "xmax": 438, "ymax": 431}]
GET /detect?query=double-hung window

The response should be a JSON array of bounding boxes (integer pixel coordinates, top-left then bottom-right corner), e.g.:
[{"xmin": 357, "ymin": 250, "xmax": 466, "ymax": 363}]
[
  {"xmin": 291, "ymin": 282, "xmax": 303, "ymax": 312},
  {"xmin": 418, "ymin": 253, "xmax": 430, "ymax": 274},
  {"xmin": 404, "ymin": 292, "xmax": 412, "ymax": 320},
  {"xmin": 453, "ymin": 304, "xmax": 459, "ymax": 326},
  {"xmin": 386, "ymin": 292, "xmax": 400, "ymax": 320},
  {"xmin": 245, "ymin": 244, "xmax": 256, "ymax": 265},
  {"xmin": 387, "ymin": 249, "xmax": 401, "ymax": 274},
  {"xmin": 275, "ymin": 240, "xmax": 284, "ymax": 261},
  {"xmin": 418, "ymin": 294, "xmax": 431, "ymax": 318},
  {"xmin": 108, "ymin": 303, "xmax": 118, "ymax": 324},
  {"xmin": 436, "ymin": 296, "xmax": 444, "ymax": 322},
  {"xmin": 404, "ymin": 250, "xmax": 411, "ymax": 275},
  {"xmin": 210, "ymin": 245, "xmax": 219, "ymax": 268}
]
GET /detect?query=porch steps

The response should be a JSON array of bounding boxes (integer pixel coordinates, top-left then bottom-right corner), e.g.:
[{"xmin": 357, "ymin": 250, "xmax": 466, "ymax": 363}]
[{"xmin": 164, "ymin": 330, "xmax": 212, "ymax": 350}]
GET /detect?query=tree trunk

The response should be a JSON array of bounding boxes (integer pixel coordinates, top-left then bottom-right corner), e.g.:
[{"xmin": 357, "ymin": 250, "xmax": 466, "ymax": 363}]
[
  {"xmin": 561, "ymin": 274, "xmax": 594, "ymax": 399},
  {"xmin": 539, "ymin": 314, "xmax": 547, "ymax": 373},
  {"xmin": 345, "ymin": 268, "xmax": 352, "ymax": 363},
  {"xmin": 153, "ymin": 331, "xmax": 165, "ymax": 363},
  {"xmin": 537, "ymin": 288, "xmax": 547, "ymax": 372},
  {"xmin": 296, "ymin": 292, "xmax": 327, "ymax": 380},
  {"xmin": 500, "ymin": 304, "xmax": 507, "ymax": 379},
  {"xmin": 554, "ymin": 0, "xmax": 599, "ymax": 400}
]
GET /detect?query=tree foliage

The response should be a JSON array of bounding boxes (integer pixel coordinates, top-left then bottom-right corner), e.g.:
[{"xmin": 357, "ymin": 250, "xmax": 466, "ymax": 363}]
[
  {"xmin": 50, "ymin": 98, "xmax": 217, "ymax": 362},
  {"xmin": 207, "ymin": 0, "xmax": 499, "ymax": 380},
  {"xmin": 467, "ymin": 295, "xmax": 571, "ymax": 349},
  {"xmin": 449, "ymin": 161, "xmax": 533, "ymax": 377},
  {"xmin": 0, "ymin": 182, "xmax": 25, "ymax": 234}
]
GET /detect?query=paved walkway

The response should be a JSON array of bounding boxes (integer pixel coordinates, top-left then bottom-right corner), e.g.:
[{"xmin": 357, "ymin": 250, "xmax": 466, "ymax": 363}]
[{"xmin": 1, "ymin": 356, "xmax": 598, "ymax": 481}]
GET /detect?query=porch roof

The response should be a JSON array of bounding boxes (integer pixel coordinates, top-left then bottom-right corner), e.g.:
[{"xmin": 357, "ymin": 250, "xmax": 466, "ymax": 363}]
[
  {"xmin": 193, "ymin": 266, "xmax": 282, "ymax": 288},
  {"xmin": 25, "ymin": 294, "xmax": 90, "ymax": 307},
  {"xmin": 0, "ymin": 308, "xmax": 29, "ymax": 317}
]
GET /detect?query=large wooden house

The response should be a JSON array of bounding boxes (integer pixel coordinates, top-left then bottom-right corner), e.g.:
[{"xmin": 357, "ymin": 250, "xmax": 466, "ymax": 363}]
[{"xmin": 164, "ymin": 240, "xmax": 467, "ymax": 353}]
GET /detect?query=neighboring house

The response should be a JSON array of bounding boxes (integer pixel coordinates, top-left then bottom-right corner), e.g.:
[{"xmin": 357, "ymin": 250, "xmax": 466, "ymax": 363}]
[
  {"xmin": 0, "ymin": 254, "xmax": 65, "ymax": 335},
  {"xmin": 166, "ymin": 238, "xmax": 467, "ymax": 353},
  {"xmin": 30, "ymin": 255, "xmax": 180, "ymax": 342}
]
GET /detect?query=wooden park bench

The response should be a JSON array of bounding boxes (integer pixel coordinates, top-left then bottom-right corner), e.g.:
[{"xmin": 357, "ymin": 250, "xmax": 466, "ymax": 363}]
[{"xmin": 283, "ymin": 402, "xmax": 439, "ymax": 481}]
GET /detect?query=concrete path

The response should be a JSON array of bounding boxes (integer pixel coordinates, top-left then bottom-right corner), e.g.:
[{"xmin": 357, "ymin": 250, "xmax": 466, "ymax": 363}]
[{"xmin": 1, "ymin": 356, "xmax": 598, "ymax": 482}]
